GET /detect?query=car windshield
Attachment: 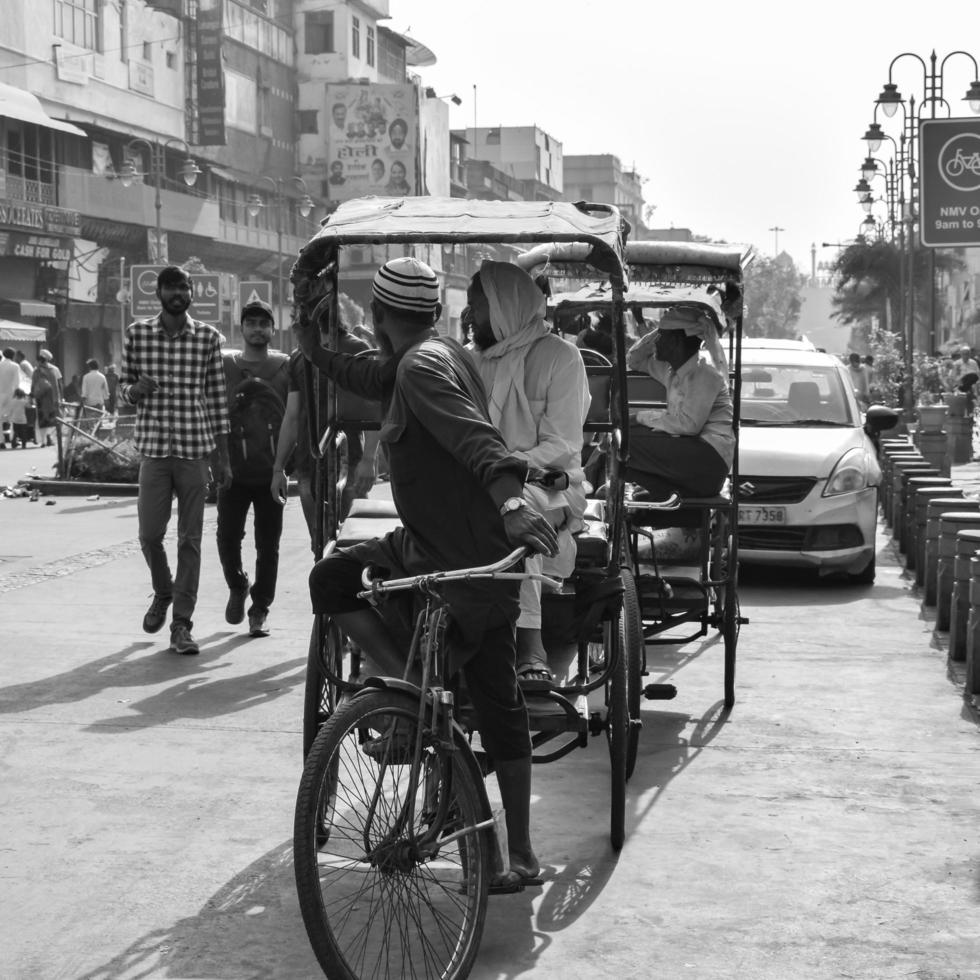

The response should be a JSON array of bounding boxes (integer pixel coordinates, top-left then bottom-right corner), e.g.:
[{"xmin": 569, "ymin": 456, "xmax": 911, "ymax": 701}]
[{"xmin": 741, "ymin": 363, "xmax": 856, "ymax": 426}]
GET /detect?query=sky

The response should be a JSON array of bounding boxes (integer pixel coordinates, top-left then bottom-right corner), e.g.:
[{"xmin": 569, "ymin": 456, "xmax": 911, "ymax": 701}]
[{"xmin": 387, "ymin": 0, "xmax": 980, "ymax": 274}]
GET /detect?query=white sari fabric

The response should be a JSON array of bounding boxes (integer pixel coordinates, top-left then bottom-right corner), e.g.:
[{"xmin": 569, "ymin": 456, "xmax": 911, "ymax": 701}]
[{"xmin": 469, "ymin": 261, "xmax": 591, "ymax": 628}]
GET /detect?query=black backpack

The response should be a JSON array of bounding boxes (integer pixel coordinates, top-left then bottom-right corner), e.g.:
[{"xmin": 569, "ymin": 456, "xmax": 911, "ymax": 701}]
[{"xmin": 224, "ymin": 353, "xmax": 290, "ymax": 483}]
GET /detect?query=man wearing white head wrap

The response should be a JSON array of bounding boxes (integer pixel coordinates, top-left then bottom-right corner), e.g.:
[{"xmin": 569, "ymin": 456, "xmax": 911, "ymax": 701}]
[
  {"xmin": 467, "ymin": 260, "xmax": 591, "ymax": 690},
  {"xmin": 625, "ymin": 306, "xmax": 734, "ymax": 498}
]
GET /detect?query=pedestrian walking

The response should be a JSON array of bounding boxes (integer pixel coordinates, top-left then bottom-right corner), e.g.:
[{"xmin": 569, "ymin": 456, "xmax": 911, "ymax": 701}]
[
  {"xmin": 217, "ymin": 300, "xmax": 290, "ymax": 637},
  {"xmin": 80, "ymin": 358, "xmax": 109, "ymax": 417},
  {"xmin": 0, "ymin": 347, "xmax": 21, "ymax": 449},
  {"xmin": 104, "ymin": 363, "xmax": 119, "ymax": 415},
  {"xmin": 14, "ymin": 349, "xmax": 33, "ymax": 386},
  {"xmin": 31, "ymin": 349, "xmax": 61, "ymax": 446},
  {"xmin": 119, "ymin": 265, "xmax": 231, "ymax": 656}
]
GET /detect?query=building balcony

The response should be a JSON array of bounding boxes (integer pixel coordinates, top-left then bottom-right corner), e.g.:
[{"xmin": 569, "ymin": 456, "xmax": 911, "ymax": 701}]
[{"xmin": 59, "ymin": 165, "xmax": 220, "ymax": 240}]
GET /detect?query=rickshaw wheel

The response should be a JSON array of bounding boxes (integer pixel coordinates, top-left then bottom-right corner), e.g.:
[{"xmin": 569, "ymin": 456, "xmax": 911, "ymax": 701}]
[
  {"xmin": 621, "ymin": 567, "xmax": 644, "ymax": 780},
  {"xmin": 605, "ymin": 617, "xmax": 628, "ymax": 851},
  {"xmin": 303, "ymin": 615, "xmax": 344, "ymax": 758}
]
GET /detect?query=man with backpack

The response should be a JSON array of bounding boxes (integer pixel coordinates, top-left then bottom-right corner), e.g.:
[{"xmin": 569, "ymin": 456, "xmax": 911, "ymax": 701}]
[{"xmin": 218, "ymin": 300, "xmax": 290, "ymax": 637}]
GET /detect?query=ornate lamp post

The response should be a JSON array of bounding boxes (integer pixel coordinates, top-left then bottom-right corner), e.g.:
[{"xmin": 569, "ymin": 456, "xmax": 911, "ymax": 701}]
[
  {"xmin": 119, "ymin": 138, "xmax": 202, "ymax": 263},
  {"xmin": 246, "ymin": 176, "xmax": 315, "ymax": 331}
]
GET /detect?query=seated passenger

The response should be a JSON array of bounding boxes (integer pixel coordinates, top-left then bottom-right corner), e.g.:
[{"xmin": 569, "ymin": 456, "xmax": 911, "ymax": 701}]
[
  {"xmin": 467, "ymin": 261, "xmax": 591, "ymax": 692},
  {"xmin": 624, "ymin": 306, "xmax": 734, "ymax": 499}
]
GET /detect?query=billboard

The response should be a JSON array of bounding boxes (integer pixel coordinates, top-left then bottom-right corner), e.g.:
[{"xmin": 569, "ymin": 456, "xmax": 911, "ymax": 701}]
[
  {"xmin": 920, "ymin": 118, "xmax": 980, "ymax": 247},
  {"xmin": 325, "ymin": 83, "xmax": 417, "ymax": 202}
]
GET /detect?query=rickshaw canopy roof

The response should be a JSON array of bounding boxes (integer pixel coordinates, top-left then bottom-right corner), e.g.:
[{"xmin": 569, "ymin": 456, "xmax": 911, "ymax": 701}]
[
  {"xmin": 296, "ymin": 196, "xmax": 628, "ymax": 283},
  {"xmin": 518, "ymin": 240, "xmax": 751, "ymax": 287},
  {"xmin": 549, "ymin": 281, "xmax": 729, "ymax": 331}
]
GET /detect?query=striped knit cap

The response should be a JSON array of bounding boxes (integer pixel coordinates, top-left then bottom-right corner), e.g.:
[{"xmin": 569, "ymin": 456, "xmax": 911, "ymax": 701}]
[{"xmin": 372, "ymin": 257, "xmax": 439, "ymax": 314}]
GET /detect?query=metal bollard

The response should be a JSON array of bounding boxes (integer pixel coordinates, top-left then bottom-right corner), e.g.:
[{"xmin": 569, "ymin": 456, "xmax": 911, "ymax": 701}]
[
  {"xmin": 923, "ymin": 499, "xmax": 980, "ymax": 603},
  {"xmin": 949, "ymin": 529, "xmax": 980, "ymax": 659},
  {"xmin": 904, "ymin": 480, "xmax": 954, "ymax": 570},
  {"xmin": 880, "ymin": 452, "xmax": 923, "ymax": 527},
  {"xmin": 935, "ymin": 513, "xmax": 980, "ymax": 627},
  {"xmin": 896, "ymin": 470, "xmax": 941, "ymax": 553},
  {"xmin": 966, "ymin": 554, "xmax": 980, "ymax": 694}
]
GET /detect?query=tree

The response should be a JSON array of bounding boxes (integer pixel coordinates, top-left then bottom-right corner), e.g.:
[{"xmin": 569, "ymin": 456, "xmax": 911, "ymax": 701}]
[
  {"xmin": 830, "ymin": 238, "xmax": 964, "ymax": 346},
  {"xmin": 742, "ymin": 252, "xmax": 805, "ymax": 338}
]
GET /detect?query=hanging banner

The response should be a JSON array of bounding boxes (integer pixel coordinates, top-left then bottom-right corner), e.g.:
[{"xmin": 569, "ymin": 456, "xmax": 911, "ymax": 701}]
[
  {"xmin": 324, "ymin": 83, "xmax": 417, "ymax": 202},
  {"xmin": 196, "ymin": 0, "xmax": 226, "ymax": 146}
]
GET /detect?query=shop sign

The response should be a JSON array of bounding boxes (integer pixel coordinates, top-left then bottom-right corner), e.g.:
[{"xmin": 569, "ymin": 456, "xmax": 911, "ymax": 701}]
[
  {"xmin": 0, "ymin": 231, "xmax": 71, "ymax": 263},
  {"xmin": 0, "ymin": 199, "xmax": 81, "ymax": 236}
]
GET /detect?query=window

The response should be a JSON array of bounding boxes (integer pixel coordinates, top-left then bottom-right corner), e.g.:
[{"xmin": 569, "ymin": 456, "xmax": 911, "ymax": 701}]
[
  {"xmin": 351, "ymin": 15, "xmax": 360, "ymax": 59},
  {"xmin": 166, "ymin": 50, "xmax": 176, "ymax": 69},
  {"xmin": 305, "ymin": 10, "xmax": 334, "ymax": 54},
  {"xmin": 143, "ymin": 41, "xmax": 152, "ymax": 60},
  {"xmin": 225, "ymin": 69, "xmax": 258, "ymax": 132},
  {"xmin": 298, "ymin": 109, "xmax": 318, "ymax": 134},
  {"xmin": 486, "ymin": 128, "xmax": 500, "ymax": 145},
  {"xmin": 366, "ymin": 25, "xmax": 375, "ymax": 66},
  {"xmin": 54, "ymin": 0, "xmax": 100, "ymax": 51}
]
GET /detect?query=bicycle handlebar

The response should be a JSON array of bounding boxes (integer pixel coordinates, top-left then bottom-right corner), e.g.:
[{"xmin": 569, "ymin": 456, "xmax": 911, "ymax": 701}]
[{"xmin": 357, "ymin": 547, "xmax": 563, "ymax": 600}]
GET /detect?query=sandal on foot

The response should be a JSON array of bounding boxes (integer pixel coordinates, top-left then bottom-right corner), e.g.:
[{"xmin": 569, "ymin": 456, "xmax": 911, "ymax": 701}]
[
  {"xmin": 489, "ymin": 865, "xmax": 545, "ymax": 894},
  {"xmin": 517, "ymin": 661, "xmax": 555, "ymax": 692}
]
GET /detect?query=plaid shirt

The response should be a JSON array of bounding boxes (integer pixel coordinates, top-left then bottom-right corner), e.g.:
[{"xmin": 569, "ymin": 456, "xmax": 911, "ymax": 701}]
[{"xmin": 120, "ymin": 314, "xmax": 229, "ymax": 459}]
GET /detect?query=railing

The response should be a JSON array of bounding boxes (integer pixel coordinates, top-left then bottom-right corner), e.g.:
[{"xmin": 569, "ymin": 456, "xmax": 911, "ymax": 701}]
[{"xmin": 4, "ymin": 174, "xmax": 57, "ymax": 205}]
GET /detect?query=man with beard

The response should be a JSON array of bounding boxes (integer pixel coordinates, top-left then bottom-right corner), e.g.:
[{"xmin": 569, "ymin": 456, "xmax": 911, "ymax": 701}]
[
  {"xmin": 218, "ymin": 300, "xmax": 290, "ymax": 638},
  {"xmin": 120, "ymin": 265, "xmax": 232, "ymax": 655},
  {"xmin": 298, "ymin": 256, "xmax": 559, "ymax": 888}
]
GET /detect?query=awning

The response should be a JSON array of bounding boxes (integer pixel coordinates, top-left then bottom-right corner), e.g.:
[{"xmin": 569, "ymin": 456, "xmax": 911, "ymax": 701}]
[
  {"xmin": 0, "ymin": 320, "xmax": 47, "ymax": 341},
  {"xmin": 207, "ymin": 164, "xmax": 241, "ymax": 184},
  {"xmin": 0, "ymin": 82, "xmax": 87, "ymax": 137},
  {"xmin": 1, "ymin": 298, "xmax": 57, "ymax": 318}
]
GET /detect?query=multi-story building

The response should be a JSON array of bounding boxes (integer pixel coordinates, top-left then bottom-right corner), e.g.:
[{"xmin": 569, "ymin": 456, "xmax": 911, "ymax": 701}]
[
  {"xmin": 457, "ymin": 125, "xmax": 562, "ymax": 202},
  {"xmin": 563, "ymin": 153, "xmax": 648, "ymax": 232}
]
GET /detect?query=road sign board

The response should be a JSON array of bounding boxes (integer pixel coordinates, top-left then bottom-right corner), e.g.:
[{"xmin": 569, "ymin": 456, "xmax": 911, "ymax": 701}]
[
  {"xmin": 238, "ymin": 280, "xmax": 272, "ymax": 315},
  {"xmin": 920, "ymin": 118, "xmax": 980, "ymax": 247},
  {"xmin": 130, "ymin": 264, "xmax": 164, "ymax": 317},
  {"xmin": 191, "ymin": 274, "xmax": 221, "ymax": 323}
]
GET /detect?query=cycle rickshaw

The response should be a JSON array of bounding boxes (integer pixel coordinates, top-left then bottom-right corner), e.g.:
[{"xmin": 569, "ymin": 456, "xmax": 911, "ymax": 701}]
[
  {"xmin": 517, "ymin": 240, "xmax": 750, "ymax": 715},
  {"xmin": 289, "ymin": 196, "xmax": 651, "ymax": 979}
]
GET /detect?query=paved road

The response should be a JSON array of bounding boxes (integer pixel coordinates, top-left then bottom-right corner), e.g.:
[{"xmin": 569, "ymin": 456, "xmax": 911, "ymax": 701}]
[{"xmin": 1, "ymin": 454, "xmax": 979, "ymax": 979}]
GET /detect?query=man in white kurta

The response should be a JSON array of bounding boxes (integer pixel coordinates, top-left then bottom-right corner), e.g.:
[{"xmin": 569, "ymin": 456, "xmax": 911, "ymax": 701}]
[{"xmin": 467, "ymin": 261, "xmax": 591, "ymax": 689}]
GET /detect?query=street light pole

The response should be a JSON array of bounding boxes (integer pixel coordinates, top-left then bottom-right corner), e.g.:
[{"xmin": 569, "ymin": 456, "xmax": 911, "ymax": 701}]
[
  {"xmin": 120, "ymin": 138, "xmax": 202, "ymax": 263},
  {"xmin": 247, "ymin": 176, "xmax": 314, "ymax": 335}
]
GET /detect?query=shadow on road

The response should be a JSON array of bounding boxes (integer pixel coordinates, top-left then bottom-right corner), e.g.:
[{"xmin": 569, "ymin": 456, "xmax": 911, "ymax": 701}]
[
  {"xmin": 74, "ymin": 841, "xmax": 320, "ymax": 980},
  {"xmin": 0, "ymin": 634, "xmax": 305, "ymax": 729}
]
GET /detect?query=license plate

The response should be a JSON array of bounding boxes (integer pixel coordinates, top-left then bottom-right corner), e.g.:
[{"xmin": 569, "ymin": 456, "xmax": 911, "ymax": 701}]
[{"xmin": 738, "ymin": 505, "xmax": 787, "ymax": 525}]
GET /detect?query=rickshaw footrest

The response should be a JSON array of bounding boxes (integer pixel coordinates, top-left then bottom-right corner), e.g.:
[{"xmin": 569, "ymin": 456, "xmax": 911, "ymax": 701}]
[{"xmin": 644, "ymin": 683, "xmax": 678, "ymax": 700}]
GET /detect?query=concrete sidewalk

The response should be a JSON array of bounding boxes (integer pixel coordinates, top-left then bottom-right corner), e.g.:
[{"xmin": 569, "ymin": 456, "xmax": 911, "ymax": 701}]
[{"xmin": 1, "ymin": 456, "xmax": 979, "ymax": 979}]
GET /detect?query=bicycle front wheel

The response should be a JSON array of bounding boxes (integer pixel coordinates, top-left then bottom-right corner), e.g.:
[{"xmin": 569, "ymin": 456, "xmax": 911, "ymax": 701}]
[{"xmin": 294, "ymin": 689, "xmax": 491, "ymax": 980}]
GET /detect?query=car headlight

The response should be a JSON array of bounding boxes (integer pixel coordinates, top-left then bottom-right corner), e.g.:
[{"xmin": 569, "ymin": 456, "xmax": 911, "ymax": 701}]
[{"xmin": 823, "ymin": 446, "xmax": 875, "ymax": 497}]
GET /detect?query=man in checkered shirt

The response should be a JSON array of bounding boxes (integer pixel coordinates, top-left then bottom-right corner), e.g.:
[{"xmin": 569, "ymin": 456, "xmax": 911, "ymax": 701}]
[{"xmin": 120, "ymin": 265, "xmax": 232, "ymax": 655}]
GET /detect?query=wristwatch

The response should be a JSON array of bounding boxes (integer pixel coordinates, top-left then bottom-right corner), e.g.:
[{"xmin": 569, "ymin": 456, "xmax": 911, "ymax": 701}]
[{"xmin": 499, "ymin": 496, "xmax": 526, "ymax": 517}]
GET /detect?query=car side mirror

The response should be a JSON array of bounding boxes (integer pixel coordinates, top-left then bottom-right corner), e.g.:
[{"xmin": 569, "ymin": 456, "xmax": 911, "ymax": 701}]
[{"xmin": 864, "ymin": 404, "xmax": 900, "ymax": 434}]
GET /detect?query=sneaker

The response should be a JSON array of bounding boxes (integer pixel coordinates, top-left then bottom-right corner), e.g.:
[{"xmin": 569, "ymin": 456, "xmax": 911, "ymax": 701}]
[
  {"xmin": 169, "ymin": 624, "xmax": 200, "ymax": 655},
  {"xmin": 142, "ymin": 594, "xmax": 173, "ymax": 634},
  {"xmin": 225, "ymin": 577, "xmax": 249, "ymax": 625},
  {"xmin": 248, "ymin": 609, "xmax": 270, "ymax": 637}
]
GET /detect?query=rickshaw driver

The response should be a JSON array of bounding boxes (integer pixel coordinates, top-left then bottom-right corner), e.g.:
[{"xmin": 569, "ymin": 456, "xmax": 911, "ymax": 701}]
[
  {"xmin": 299, "ymin": 257, "xmax": 559, "ymax": 887},
  {"xmin": 466, "ymin": 261, "xmax": 591, "ymax": 692},
  {"xmin": 624, "ymin": 306, "xmax": 734, "ymax": 499}
]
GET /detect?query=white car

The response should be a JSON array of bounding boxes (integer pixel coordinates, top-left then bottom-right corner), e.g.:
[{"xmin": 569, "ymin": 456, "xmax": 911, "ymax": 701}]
[{"xmin": 736, "ymin": 343, "xmax": 897, "ymax": 583}]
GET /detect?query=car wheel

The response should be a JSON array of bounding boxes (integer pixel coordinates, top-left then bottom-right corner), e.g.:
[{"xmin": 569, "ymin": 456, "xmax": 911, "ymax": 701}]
[{"xmin": 847, "ymin": 551, "xmax": 876, "ymax": 585}]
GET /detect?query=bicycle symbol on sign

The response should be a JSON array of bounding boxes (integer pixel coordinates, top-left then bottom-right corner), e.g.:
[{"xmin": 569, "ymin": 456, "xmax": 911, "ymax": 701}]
[{"xmin": 945, "ymin": 148, "xmax": 980, "ymax": 178}]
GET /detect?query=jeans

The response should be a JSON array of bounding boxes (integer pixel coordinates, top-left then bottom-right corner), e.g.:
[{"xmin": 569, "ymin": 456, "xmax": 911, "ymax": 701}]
[
  {"xmin": 216, "ymin": 480, "xmax": 284, "ymax": 614},
  {"xmin": 138, "ymin": 456, "xmax": 210, "ymax": 630}
]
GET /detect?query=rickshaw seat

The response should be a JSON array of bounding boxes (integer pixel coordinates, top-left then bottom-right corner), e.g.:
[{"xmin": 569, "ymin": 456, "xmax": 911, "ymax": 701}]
[
  {"xmin": 345, "ymin": 497, "xmax": 399, "ymax": 519},
  {"xmin": 335, "ymin": 513, "xmax": 403, "ymax": 547}
]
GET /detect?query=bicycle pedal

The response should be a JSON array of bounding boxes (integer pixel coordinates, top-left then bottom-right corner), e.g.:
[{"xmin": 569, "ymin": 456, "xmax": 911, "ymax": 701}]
[{"xmin": 644, "ymin": 683, "xmax": 677, "ymax": 700}]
